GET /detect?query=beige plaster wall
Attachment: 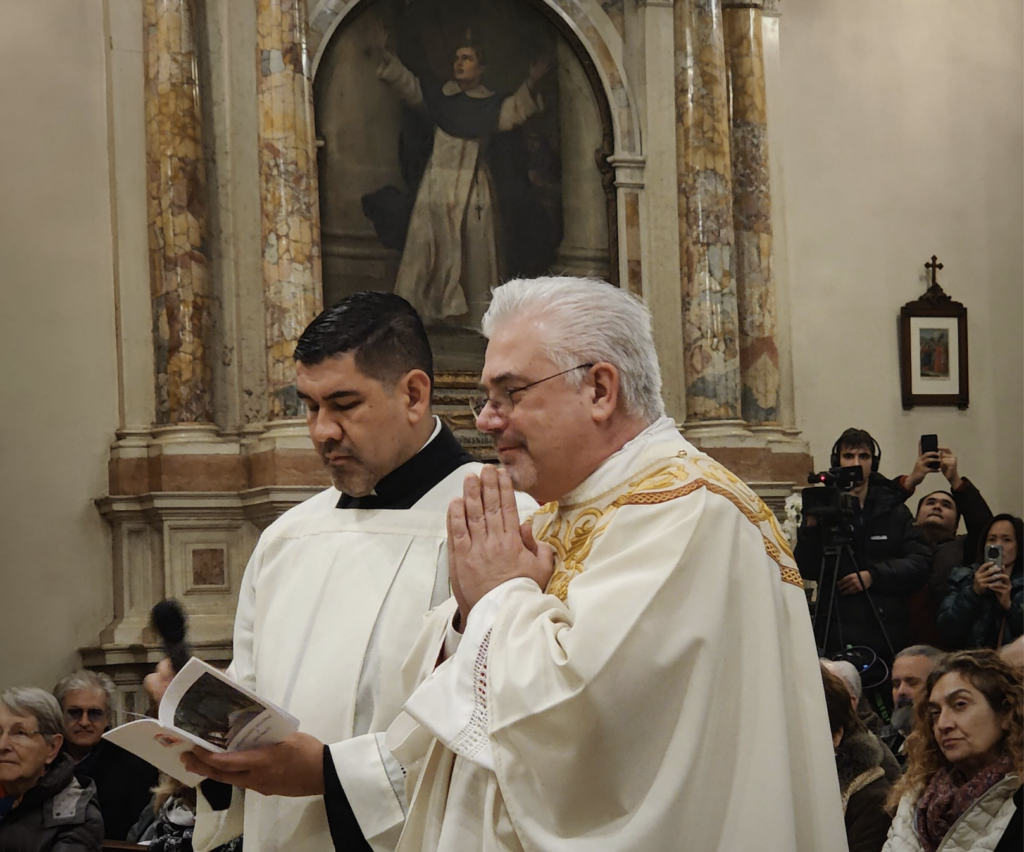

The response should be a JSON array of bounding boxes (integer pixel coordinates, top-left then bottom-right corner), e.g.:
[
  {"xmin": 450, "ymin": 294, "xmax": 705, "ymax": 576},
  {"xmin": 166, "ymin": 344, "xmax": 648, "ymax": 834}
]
[
  {"xmin": 0, "ymin": 0, "xmax": 119, "ymax": 688},
  {"xmin": 777, "ymin": 0, "xmax": 1024, "ymax": 516}
]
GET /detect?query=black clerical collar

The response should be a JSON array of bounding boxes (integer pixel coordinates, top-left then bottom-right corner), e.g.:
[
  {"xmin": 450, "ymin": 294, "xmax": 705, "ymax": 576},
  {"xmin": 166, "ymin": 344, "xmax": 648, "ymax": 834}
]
[{"xmin": 335, "ymin": 420, "xmax": 474, "ymax": 511}]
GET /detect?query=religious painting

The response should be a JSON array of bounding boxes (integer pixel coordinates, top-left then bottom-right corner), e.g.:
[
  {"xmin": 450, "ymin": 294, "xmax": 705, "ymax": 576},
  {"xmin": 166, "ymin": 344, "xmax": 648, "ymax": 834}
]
[
  {"xmin": 314, "ymin": 0, "xmax": 613, "ymax": 371},
  {"xmin": 898, "ymin": 259, "xmax": 969, "ymax": 409},
  {"xmin": 918, "ymin": 328, "xmax": 950, "ymax": 378}
]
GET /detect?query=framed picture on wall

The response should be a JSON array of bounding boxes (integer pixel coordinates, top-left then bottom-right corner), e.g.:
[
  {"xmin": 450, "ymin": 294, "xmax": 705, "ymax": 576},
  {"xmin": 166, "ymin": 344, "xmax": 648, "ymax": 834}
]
[{"xmin": 898, "ymin": 259, "xmax": 969, "ymax": 409}]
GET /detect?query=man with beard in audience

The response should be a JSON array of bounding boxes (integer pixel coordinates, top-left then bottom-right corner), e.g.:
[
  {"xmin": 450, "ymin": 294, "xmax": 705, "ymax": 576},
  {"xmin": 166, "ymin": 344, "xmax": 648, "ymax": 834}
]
[{"xmin": 879, "ymin": 644, "xmax": 944, "ymax": 763}]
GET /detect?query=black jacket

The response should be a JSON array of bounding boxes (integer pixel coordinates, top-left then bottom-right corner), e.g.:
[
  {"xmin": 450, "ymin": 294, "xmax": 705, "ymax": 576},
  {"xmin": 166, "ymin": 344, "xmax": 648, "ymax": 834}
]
[
  {"xmin": 937, "ymin": 562, "xmax": 1024, "ymax": 650},
  {"xmin": 796, "ymin": 473, "xmax": 931, "ymax": 662},
  {"xmin": 0, "ymin": 752, "xmax": 103, "ymax": 852},
  {"xmin": 71, "ymin": 738, "xmax": 159, "ymax": 841},
  {"xmin": 891, "ymin": 477, "xmax": 994, "ymax": 647}
]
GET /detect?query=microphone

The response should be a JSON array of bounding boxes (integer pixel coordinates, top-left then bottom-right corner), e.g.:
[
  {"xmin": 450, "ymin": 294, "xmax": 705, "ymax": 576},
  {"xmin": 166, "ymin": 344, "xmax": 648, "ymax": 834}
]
[{"xmin": 150, "ymin": 599, "xmax": 191, "ymax": 673}]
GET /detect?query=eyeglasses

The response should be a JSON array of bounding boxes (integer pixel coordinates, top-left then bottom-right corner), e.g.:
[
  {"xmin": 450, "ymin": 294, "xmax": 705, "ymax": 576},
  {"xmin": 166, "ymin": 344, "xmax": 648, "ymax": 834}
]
[
  {"xmin": 65, "ymin": 707, "xmax": 107, "ymax": 722},
  {"xmin": 469, "ymin": 364, "xmax": 594, "ymax": 419},
  {"xmin": 0, "ymin": 728, "xmax": 44, "ymax": 747}
]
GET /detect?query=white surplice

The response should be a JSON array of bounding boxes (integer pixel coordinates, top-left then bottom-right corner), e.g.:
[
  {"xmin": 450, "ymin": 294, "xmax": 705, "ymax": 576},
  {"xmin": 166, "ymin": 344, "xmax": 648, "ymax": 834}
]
[
  {"xmin": 388, "ymin": 418, "xmax": 850, "ymax": 852},
  {"xmin": 192, "ymin": 454, "xmax": 534, "ymax": 852}
]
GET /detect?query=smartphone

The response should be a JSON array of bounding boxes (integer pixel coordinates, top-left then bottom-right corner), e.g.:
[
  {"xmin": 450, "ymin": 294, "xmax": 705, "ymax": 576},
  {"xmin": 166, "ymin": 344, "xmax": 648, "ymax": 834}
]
[
  {"xmin": 920, "ymin": 434, "xmax": 939, "ymax": 469},
  {"xmin": 985, "ymin": 544, "xmax": 1004, "ymax": 569}
]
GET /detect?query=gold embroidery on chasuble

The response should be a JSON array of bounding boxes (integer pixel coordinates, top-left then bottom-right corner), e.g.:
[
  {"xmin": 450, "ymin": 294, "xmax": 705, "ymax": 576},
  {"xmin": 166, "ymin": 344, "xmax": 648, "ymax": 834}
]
[{"xmin": 537, "ymin": 451, "xmax": 803, "ymax": 602}]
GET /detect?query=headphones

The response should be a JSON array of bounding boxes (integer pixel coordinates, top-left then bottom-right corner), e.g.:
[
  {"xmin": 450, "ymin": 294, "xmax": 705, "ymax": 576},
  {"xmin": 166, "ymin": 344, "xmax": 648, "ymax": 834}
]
[{"xmin": 830, "ymin": 429, "xmax": 882, "ymax": 473}]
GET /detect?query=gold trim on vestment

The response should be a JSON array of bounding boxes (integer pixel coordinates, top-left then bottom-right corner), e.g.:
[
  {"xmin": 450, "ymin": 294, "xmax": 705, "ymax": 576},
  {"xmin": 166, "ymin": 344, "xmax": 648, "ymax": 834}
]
[{"xmin": 538, "ymin": 452, "xmax": 804, "ymax": 601}]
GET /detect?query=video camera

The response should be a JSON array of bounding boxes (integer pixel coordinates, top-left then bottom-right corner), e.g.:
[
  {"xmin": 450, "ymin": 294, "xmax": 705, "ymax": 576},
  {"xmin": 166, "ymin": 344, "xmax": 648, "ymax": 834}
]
[{"xmin": 802, "ymin": 466, "xmax": 863, "ymax": 523}]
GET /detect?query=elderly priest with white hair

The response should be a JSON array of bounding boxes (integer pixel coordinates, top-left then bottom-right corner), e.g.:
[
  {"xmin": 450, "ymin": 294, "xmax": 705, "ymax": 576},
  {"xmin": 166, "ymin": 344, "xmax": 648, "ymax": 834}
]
[{"xmin": 385, "ymin": 276, "xmax": 848, "ymax": 852}]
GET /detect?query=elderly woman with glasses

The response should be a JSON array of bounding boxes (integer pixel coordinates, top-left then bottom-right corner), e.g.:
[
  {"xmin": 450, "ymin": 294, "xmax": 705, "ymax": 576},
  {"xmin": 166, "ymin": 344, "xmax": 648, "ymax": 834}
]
[
  {"xmin": 53, "ymin": 670, "xmax": 158, "ymax": 841},
  {"xmin": 0, "ymin": 687, "xmax": 103, "ymax": 851}
]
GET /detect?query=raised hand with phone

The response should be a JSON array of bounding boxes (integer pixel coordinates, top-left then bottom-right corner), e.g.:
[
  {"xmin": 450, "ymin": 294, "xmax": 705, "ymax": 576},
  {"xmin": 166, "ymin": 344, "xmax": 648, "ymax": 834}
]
[
  {"xmin": 903, "ymin": 434, "xmax": 962, "ymax": 492},
  {"xmin": 938, "ymin": 514, "xmax": 1024, "ymax": 650}
]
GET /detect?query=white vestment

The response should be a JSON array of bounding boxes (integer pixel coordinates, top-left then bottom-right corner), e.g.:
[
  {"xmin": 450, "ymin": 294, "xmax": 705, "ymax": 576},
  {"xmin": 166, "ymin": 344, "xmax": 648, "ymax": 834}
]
[
  {"xmin": 377, "ymin": 55, "xmax": 543, "ymax": 327},
  {"xmin": 192, "ymin": 449, "xmax": 534, "ymax": 852},
  {"xmin": 388, "ymin": 418, "xmax": 849, "ymax": 852}
]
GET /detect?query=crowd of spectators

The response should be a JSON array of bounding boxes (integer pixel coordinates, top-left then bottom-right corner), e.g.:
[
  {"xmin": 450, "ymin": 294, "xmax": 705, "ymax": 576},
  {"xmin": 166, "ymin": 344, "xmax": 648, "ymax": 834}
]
[
  {"xmin": 797, "ymin": 427, "xmax": 1023, "ymax": 701},
  {"xmin": 0, "ymin": 670, "xmax": 239, "ymax": 851},
  {"xmin": 803, "ymin": 425, "xmax": 1023, "ymax": 851}
]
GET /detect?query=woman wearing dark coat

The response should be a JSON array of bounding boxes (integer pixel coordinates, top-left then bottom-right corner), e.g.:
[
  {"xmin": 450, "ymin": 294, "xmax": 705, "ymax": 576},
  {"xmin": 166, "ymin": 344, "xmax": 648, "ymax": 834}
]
[
  {"xmin": 0, "ymin": 688, "xmax": 103, "ymax": 852},
  {"xmin": 822, "ymin": 664, "xmax": 893, "ymax": 852},
  {"xmin": 938, "ymin": 514, "xmax": 1024, "ymax": 650}
]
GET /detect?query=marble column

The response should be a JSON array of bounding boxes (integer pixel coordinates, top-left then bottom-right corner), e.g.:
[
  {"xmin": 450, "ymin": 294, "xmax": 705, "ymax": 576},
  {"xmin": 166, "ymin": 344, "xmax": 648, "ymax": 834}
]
[
  {"xmin": 724, "ymin": 0, "xmax": 780, "ymax": 424},
  {"xmin": 256, "ymin": 0, "xmax": 323, "ymax": 419},
  {"xmin": 144, "ymin": 0, "xmax": 213, "ymax": 424},
  {"xmin": 674, "ymin": 0, "xmax": 742, "ymax": 425}
]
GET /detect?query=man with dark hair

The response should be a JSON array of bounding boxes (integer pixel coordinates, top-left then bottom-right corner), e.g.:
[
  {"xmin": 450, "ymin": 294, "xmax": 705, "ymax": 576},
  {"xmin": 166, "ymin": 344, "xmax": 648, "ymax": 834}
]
[
  {"xmin": 887, "ymin": 443, "xmax": 992, "ymax": 645},
  {"xmin": 796, "ymin": 427, "xmax": 931, "ymax": 686},
  {"xmin": 148, "ymin": 292, "xmax": 532, "ymax": 852}
]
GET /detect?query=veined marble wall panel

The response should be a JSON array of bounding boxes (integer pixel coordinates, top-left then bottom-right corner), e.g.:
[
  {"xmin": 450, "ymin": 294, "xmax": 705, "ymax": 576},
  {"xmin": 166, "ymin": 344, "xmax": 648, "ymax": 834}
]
[
  {"xmin": 759, "ymin": 11, "xmax": 797, "ymax": 430},
  {"xmin": 674, "ymin": 0, "xmax": 742, "ymax": 423},
  {"xmin": 94, "ymin": 489, "xmax": 307, "ymax": 649},
  {"xmin": 199, "ymin": 0, "xmax": 266, "ymax": 429},
  {"xmin": 600, "ymin": 0, "xmax": 624, "ymax": 40},
  {"xmin": 637, "ymin": 0, "xmax": 684, "ymax": 423},
  {"xmin": 725, "ymin": 7, "xmax": 780, "ymax": 424},
  {"xmin": 257, "ymin": 0, "xmax": 324, "ymax": 419},
  {"xmin": 144, "ymin": 0, "xmax": 214, "ymax": 424}
]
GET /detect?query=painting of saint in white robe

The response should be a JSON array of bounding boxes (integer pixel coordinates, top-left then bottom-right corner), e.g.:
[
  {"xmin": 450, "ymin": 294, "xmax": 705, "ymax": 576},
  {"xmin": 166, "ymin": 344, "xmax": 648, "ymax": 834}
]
[{"xmin": 362, "ymin": 20, "xmax": 559, "ymax": 329}]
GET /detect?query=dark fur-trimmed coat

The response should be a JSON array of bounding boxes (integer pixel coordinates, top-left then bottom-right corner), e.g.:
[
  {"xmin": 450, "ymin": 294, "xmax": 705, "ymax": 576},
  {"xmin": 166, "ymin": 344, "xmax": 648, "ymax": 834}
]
[{"xmin": 837, "ymin": 731, "xmax": 894, "ymax": 852}]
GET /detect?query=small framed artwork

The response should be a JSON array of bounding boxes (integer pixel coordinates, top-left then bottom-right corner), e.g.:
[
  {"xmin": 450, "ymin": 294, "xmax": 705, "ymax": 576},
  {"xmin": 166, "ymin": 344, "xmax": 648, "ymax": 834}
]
[{"xmin": 898, "ymin": 260, "xmax": 969, "ymax": 409}]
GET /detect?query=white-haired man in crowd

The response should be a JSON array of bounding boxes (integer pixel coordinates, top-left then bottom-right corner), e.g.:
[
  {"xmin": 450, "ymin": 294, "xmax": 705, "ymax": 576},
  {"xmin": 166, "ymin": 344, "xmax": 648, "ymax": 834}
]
[
  {"xmin": 384, "ymin": 277, "xmax": 847, "ymax": 852},
  {"xmin": 53, "ymin": 670, "xmax": 157, "ymax": 841}
]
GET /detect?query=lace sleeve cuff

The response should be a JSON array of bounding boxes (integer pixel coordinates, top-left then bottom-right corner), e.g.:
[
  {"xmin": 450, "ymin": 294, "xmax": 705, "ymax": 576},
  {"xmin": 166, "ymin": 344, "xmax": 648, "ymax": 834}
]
[{"xmin": 402, "ymin": 578, "xmax": 537, "ymax": 770}]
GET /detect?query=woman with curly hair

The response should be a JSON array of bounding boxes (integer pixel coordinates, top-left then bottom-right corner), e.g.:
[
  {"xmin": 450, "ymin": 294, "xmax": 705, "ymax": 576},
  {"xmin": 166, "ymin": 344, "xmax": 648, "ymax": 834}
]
[{"xmin": 883, "ymin": 650, "xmax": 1022, "ymax": 852}]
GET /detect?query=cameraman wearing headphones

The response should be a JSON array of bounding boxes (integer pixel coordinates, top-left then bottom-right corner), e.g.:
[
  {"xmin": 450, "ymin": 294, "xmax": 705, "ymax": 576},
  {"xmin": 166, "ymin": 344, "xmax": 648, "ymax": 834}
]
[{"xmin": 796, "ymin": 428, "xmax": 931, "ymax": 702}]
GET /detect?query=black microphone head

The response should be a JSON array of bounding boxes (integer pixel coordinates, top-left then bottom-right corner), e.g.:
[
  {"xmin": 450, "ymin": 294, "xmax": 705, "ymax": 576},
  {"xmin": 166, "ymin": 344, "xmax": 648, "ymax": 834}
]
[{"xmin": 151, "ymin": 599, "xmax": 187, "ymax": 645}]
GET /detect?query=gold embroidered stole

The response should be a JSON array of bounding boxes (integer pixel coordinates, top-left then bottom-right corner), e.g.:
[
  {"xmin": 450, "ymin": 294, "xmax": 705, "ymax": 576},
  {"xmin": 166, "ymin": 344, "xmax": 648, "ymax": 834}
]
[{"xmin": 536, "ymin": 451, "xmax": 803, "ymax": 602}]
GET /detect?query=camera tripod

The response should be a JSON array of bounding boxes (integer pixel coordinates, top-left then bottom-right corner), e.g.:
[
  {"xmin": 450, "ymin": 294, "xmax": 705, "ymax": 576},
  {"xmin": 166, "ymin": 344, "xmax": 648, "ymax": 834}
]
[{"xmin": 812, "ymin": 532, "xmax": 897, "ymax": 715}]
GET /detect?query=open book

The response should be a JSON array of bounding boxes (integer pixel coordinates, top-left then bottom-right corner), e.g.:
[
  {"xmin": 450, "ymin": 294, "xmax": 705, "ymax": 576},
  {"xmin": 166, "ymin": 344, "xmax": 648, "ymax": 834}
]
[{"xmin": 103, "ymin": 657, "xmax": 299, "ymax": 786}]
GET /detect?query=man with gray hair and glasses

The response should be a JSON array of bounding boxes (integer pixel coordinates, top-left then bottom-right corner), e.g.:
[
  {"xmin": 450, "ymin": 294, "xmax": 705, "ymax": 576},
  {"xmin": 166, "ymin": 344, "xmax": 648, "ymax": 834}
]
[
  {"xmin": 53, "ymin": 670, "xmax": 157, "ymax": 841},
  {"xmin": 0, "ymin": 687, "xmax": 103, "ymax": 850},
  {"xmin": 383, "ymin": 276, "xmax": 847, "ymax": 852}
]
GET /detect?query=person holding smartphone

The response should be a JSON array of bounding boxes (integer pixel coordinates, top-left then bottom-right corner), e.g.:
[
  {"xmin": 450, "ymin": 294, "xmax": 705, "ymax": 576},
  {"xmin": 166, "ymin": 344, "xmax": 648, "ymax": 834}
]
[
  {"xmin": 938, "ymin": 514, "xmax": 1024, "ymax": 650},
  {"xmin": 889, "ymin": 438, "xmax": 993, "ymax": 646}
]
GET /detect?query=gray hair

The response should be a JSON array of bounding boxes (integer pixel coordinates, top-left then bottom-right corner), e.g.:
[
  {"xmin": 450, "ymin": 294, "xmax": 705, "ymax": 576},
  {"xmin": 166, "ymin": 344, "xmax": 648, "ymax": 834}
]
[
  {"xmin": 1, "ymin": 688, "xmax": 65, "ymax": 741},
  {"xmin": 821, "ymin": 658, "xmax": 862, "ymax": 703},
  {"xmin": 895, "ymin": 645, "xmax": 945, "ymax": 663},
  {"xmin": 482, "ymin": 276, "xmax": 665, "ymax": 423},
  {"xmin": 53, "ymin": 670, "xmax": 116, "ymax": 714}
]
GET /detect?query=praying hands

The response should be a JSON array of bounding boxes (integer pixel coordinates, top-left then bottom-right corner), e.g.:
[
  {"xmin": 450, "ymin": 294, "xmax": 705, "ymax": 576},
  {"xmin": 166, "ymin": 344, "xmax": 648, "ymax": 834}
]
[{"xmin": 447, "ymin": 466, "xmax": 554, "ymax": 627}]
